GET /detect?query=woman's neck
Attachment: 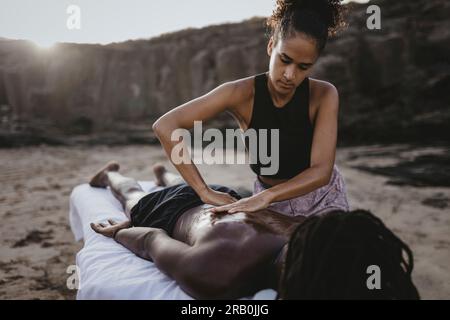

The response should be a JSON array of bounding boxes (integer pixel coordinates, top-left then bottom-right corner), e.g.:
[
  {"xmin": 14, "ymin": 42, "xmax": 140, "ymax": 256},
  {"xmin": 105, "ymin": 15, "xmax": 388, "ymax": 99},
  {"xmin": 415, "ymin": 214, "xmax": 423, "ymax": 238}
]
[{"xmin": 265, "ymin": 73, "xmax": 296, "ymax": 107}]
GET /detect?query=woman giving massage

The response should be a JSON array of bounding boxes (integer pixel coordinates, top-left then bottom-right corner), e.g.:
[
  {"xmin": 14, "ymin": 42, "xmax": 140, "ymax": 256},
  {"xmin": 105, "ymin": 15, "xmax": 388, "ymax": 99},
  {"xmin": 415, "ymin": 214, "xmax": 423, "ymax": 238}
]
[{"xmin": 152, "ymin": 0, "xmax": 349, "ymax": 217}]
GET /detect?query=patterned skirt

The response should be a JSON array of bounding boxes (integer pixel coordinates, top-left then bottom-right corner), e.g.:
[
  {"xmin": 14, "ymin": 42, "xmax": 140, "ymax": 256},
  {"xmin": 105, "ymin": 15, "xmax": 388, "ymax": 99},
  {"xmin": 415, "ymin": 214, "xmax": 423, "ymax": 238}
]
[{"xmin": 253, "ymin": 165, "xmax": 350, "ymax": 217}]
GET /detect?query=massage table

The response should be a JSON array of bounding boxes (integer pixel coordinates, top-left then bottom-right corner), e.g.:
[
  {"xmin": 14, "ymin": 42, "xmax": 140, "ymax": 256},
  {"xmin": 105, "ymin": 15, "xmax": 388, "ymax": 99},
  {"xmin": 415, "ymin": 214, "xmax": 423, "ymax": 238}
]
[{"xmin": 69, "ymin": 181, "xmax": 277, "ymax": 300}]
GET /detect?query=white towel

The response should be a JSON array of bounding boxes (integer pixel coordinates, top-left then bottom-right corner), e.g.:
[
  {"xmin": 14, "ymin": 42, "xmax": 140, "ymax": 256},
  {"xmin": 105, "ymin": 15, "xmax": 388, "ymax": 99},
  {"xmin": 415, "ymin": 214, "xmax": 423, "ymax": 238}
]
[{"xmin": 69, "ymin": 182, "xmax": 277, "ymax": 300}]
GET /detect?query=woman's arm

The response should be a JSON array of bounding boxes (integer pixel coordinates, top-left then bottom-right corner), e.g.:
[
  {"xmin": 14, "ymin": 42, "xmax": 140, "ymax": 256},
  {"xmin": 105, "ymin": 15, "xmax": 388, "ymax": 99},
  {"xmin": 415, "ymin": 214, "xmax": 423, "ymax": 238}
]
[
  {"xmin": 264, "ymin": 83, "xmax": 338, "ymax": 202},
  {"xmin": 152, "ymin": 81, "xmax": 242, "ymax": 205},
  {"xmin": 211, "ymin": 82, "xmax": 338, "ymax": 213}
]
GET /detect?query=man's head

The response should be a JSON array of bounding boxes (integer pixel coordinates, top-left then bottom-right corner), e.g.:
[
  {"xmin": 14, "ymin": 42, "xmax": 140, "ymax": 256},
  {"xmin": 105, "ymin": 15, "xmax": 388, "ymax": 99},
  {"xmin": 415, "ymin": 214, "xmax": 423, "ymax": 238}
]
[{"xmin": 278, "ymin": 210, "xmax": 420, "ymax": 300}]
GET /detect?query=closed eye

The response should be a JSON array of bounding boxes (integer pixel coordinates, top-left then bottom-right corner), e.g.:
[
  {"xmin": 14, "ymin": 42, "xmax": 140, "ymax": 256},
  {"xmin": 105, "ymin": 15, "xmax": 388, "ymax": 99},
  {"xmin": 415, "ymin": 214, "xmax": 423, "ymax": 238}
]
[
  {"xmin": 280, "ymin": 56, "xmax": 290, "ymax": 64},
  {"xmin": 279, "ymin": 56, "xmax": 310, "ymax": 70}
]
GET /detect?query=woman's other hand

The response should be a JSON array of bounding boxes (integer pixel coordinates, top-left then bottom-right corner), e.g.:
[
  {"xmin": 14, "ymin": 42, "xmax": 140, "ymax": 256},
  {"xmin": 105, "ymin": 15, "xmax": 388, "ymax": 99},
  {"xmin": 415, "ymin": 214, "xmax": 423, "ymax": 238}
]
[
  {"xmin": 210, "ymin": 191, "xmax": 273, "ymax": 214},
  {"xmin": 200, "ymin": 188, "xmax": 238, "ymax": 206}
]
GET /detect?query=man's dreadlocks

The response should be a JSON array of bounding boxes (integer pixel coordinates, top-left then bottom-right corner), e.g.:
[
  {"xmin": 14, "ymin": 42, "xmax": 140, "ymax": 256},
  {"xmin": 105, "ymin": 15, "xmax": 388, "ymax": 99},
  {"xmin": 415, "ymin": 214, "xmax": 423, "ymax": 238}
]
[{"xmin": 278, "ymin": 209, "xmax": 420, "ymax": 299}]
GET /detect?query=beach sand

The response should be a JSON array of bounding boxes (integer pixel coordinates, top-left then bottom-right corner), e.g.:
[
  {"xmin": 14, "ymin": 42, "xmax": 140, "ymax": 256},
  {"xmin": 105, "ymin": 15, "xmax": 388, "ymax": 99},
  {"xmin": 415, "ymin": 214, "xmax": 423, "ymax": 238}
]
[{"xmin": 0, "ymin": 144, "xmax": 449, "ymax": 299}]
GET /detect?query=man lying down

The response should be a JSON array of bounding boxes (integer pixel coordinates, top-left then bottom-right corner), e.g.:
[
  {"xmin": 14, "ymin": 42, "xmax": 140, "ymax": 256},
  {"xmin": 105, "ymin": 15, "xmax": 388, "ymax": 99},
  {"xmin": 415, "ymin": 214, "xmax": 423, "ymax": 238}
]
[{"xmin": 89, "ymin": 161, "xmax": 420, "ymax": 300}]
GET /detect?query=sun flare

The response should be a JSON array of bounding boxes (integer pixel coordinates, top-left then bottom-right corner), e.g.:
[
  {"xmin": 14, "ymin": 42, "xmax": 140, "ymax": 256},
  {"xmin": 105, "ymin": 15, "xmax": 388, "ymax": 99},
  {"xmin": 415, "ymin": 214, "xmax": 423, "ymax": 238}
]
[{"xmin": 31, "ymin": 38, "xmax": 57, "ymax": 49}]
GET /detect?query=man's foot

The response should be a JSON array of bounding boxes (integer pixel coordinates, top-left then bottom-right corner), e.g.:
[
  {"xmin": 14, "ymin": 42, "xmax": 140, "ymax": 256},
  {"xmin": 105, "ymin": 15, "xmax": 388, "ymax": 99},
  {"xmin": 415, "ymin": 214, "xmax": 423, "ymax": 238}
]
[
  {"xmin": 89, "ymin": 161, "xmax": 120, "ymax": 188},
  {"xmin": 153, "ymin": 163, "xmax": 167, "ymax": 187}
]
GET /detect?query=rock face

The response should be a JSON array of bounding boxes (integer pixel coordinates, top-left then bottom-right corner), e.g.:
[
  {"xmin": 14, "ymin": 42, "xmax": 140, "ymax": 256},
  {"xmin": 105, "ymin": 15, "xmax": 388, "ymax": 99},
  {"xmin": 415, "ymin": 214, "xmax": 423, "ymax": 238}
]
[{"xmin": 0, "ymin": 0, "xmax": 448, "ymax": 147}]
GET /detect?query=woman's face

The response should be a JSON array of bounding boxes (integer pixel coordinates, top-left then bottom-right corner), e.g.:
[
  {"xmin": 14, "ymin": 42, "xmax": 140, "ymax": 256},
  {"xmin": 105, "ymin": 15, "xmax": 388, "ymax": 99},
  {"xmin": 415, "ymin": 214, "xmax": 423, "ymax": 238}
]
[{"xmin": 267, "ymin": 32, "xmax": 319, "ymax": 94}]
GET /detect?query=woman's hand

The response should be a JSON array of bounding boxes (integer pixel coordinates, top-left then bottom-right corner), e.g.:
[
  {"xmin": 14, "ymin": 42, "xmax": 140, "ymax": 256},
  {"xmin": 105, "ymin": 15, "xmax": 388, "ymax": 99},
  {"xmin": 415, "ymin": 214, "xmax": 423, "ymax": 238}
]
[
  {"xmin": 200, "ymin": 188, "xmax": 238, "ymax": 206},
  {"xmin": 90, "ymin": 219, "xmax": 131, "ymax": 238},
  {"xmin": 210, "ymin": 191, "xmax": 273, "ymax": 214}
]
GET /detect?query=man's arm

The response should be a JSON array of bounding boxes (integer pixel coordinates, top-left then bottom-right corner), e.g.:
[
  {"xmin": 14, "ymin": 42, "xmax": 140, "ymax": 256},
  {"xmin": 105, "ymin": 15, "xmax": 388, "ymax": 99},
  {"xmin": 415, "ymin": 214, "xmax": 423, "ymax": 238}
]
[
  {"xmin": 91, "ymin": 221, "xmax": 191, "ymax": 278},
  {"xmin": 91, "ymin": 221, "xmax": 238, "ymax": 299},
  {"xmin": 114, "ymin": 227, "xmax": 191, "ymax": 280}
]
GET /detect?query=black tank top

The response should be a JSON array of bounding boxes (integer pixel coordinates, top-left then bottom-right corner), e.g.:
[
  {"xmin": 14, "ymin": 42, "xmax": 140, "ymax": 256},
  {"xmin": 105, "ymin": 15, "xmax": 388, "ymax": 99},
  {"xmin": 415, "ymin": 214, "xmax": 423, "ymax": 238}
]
[{"xmin": 244, "ymin": 72, "xmax": 313, "ymax": 179}]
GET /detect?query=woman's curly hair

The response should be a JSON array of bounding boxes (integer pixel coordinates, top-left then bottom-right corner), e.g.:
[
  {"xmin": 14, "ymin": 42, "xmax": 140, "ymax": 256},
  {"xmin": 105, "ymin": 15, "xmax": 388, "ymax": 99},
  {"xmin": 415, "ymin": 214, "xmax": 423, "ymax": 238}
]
[{"xmin": 266, "ymin": 0, "xmax": 348, "ymax": 52}]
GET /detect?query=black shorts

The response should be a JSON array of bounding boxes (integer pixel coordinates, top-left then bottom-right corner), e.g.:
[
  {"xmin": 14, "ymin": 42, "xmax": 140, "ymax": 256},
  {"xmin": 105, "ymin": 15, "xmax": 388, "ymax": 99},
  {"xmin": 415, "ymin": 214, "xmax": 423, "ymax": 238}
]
[{"xmin": 130, "ymin": 183, "xmax": 241, "ymax": 236}]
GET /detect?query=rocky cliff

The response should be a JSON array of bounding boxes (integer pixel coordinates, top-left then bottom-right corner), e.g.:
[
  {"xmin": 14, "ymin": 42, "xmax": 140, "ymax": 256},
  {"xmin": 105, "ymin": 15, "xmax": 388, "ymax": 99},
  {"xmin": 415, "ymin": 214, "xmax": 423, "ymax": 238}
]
[{"xmin": 0, "ymin": 0, "xmax": 448, "ymax": 147}]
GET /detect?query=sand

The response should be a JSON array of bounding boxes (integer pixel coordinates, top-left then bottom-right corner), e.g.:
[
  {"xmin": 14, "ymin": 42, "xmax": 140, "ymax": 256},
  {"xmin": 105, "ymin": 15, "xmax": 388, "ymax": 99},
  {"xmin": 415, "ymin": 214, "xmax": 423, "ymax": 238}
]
[{"xmin": 0, "ymin": 144, "xmax": 449, "ymax": 299}]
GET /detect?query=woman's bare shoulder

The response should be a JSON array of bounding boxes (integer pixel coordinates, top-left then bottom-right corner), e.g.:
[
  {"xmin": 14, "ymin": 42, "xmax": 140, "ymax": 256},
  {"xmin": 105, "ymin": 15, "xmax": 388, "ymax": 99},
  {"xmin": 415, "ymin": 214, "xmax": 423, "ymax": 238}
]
[
  {"xmin": 229, "ymin": 75, "xmax": 256, "ymax": 101},
  {"xmin": 308, "ymin": 78, "xmax": 339, "ymax": 111},
  {"xmin": 309, "ymin": 78, "xmax": 338, "ymax": 96},
  {"xmin": 225, "ymin": 76, "xmax": 257, "ymax": 120}
]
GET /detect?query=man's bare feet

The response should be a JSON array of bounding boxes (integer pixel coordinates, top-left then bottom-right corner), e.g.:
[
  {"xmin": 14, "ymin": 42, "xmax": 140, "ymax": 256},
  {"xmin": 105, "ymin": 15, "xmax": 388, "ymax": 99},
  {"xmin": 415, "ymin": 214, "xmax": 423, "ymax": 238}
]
[
  {"xmin": 89, "ymin": 161, "xmax": 120, "ymax": 188},
  {"xmin": 153, "ymin": 163, "xmax": 167, "ymax": 187}
]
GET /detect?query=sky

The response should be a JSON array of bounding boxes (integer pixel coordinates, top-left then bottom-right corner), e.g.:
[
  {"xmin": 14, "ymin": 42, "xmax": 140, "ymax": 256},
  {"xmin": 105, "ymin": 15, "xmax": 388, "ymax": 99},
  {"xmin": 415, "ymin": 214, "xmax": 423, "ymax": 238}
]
[{"xmin": 0, "ymin": 0, "xmax": 370, "ymax": 47}]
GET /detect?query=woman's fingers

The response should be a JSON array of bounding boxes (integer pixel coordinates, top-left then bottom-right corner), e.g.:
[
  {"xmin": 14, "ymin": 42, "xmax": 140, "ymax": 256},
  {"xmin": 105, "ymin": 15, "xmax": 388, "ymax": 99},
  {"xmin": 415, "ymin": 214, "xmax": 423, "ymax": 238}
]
[
  {"xmin": 212, "ymin": 203, "xmax": 246, "ymax": 213},
  {"xmin": 211, "ymin": 197, "xmax": 263, "ymax": 214},
  {"xmin": 108, "ymin": 219, "xmax": 117, "ymax": 225},
  {"xmin": 211, "ymin": 204, "xmax": 233, "ymax": 212},
  {"xmin": 229, "ymin": 206, "xmax": 248, "ymax": 213}
]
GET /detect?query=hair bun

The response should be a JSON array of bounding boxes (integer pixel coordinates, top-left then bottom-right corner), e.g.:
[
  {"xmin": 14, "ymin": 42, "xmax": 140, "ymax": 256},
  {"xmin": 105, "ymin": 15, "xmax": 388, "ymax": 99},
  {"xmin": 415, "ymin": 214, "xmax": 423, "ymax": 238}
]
[{"xmin": 268, "ymin": 0, "xmax": 347, "ymax": 37}]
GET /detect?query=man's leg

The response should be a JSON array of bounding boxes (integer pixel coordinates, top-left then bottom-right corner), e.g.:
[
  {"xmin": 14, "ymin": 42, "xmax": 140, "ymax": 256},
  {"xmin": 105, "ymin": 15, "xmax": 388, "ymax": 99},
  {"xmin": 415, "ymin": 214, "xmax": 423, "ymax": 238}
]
[
  {"xmin": 152, "ymin": 163, "xmax": 185, "ymax": 187},
  {"xmin": 90, "ymin": 162, "xmax": 148, "ymax": 218}
]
